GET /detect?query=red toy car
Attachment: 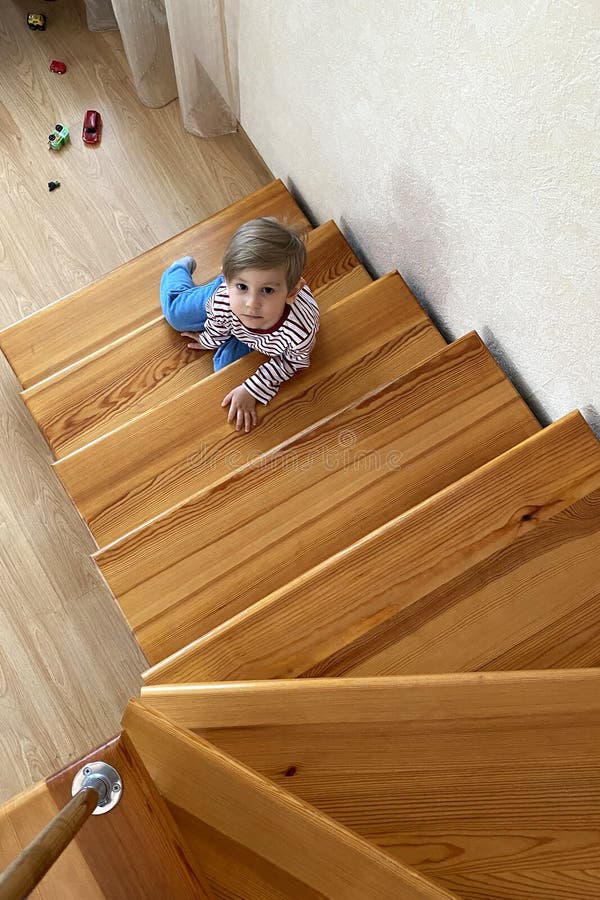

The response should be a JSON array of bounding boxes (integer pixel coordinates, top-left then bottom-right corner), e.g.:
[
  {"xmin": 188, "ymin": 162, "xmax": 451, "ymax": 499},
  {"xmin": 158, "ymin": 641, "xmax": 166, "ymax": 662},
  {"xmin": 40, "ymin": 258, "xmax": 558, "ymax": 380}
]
[
  {"xmin": 49, "ymin": 60, "xmax": 67, "ymax": 74},
  {"xmin": 82, "ymin": 109, "xmax": 102, "ymax": 144}
]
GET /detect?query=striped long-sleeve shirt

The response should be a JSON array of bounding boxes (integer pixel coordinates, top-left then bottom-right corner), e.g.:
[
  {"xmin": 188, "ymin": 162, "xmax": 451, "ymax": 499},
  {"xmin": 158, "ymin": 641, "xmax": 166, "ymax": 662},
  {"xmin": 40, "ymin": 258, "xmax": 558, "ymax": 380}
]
[{"xmin": 196, "ymin": 281, "xmax": 320, "ymax": 404}]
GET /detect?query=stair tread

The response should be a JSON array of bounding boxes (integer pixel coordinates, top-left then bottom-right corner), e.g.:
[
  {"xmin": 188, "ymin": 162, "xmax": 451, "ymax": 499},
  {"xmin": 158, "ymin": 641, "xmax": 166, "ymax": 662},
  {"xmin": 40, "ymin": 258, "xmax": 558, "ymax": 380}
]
[
  {"xmin": 0, "ymin": 735, "xmax": 211, "ymax": 899},
  {"xmin": 54, "ymin": 273, "xmax": 445, "ymax": 547},
  {"xmin": 0, "ymin": 180, "xmax": 309, "ymax": 390},
  {"xmin": 341, "ymin": 485, "xmax": 600, "ymax": 677},
  {"xmin": 140, "ymin": 672, "xmax": 600, "ymax": 900},
  {"xmin": 23, "ymin": 222, "xmax": 369, "ymax": 459},
  {"xmin": 140, "ymin": 669, "xmax": 600, "ymax": 729},
  {"xmin": 123, "ymin": 699, "xmax": 460, "ymax": 900},
  {"xmin": 144, "ymin": 410, "xmax": 600, "ymax": 684},
  {"xmin": 171, "ymin": 809, "xmax": 328, "ymax": 900},
  {"xmin": 97, "ymin": 331, "xmax": 539, "ymax": 666}
]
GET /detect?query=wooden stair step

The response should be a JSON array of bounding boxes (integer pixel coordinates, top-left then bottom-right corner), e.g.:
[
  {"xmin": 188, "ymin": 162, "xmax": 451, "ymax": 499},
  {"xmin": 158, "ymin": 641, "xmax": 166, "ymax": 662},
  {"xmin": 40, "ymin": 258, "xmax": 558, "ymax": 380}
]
[
  {"xmin": 54, "ymin": 273, "xmax": 445, "ymax": 547},
  {"xmin": 97, "ymin": 331, "xmax": 539, "ymax": 667},
  {"xmin": 170, "ymin": 813, "xmax": 328, "ymax": 900},
  {"xmin": 140, "ymin": 671, "xmax": 600, "ymax": 900},
  {"xmin": 0, "ymin": 180, "xmax": 310, "ymax": 390},
  {"xmin": 122, "ymin": 699, "xmax": 460, "ymax": 900},
  {"xmin": 0, "ymin": 734, "xmax": 212, "ymax": 899},
  {"xmin": 22, "ymin": 222, "xmax": 370, "ymax": 460},
  {"xmin": 143, "ymin": 410, "xmax": 600, "ymax": 684}
]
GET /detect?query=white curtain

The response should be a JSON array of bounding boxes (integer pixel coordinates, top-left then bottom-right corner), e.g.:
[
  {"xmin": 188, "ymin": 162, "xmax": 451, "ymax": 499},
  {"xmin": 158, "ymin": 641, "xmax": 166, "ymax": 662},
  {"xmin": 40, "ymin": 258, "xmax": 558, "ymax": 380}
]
[
  {"xmin": 164, "ymin": 0, "xmax": 239, "ymax": 137},
  {"xmin": 84, "ymin": 0, "xmax": 239, "ymax": 136},
  {"xmin": 85, "ymin": 0, "xmax": 118, "ymax": 30}
]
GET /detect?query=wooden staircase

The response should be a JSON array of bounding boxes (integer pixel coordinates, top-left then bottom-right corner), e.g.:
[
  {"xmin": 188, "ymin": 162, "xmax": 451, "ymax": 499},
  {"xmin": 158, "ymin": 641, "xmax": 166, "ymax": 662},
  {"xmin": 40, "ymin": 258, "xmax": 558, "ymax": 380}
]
[{"xmin": 1, "ymin": 180, "xmax": 599, "ymax": 899}]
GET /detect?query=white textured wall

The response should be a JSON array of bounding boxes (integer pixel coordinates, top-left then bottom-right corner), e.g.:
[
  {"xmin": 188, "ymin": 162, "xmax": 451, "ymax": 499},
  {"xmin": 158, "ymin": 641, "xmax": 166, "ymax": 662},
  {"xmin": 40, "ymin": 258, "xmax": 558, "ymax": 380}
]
[{"xmin": 238, "ymin": 0, "xmax": 599, "ymax": 431}]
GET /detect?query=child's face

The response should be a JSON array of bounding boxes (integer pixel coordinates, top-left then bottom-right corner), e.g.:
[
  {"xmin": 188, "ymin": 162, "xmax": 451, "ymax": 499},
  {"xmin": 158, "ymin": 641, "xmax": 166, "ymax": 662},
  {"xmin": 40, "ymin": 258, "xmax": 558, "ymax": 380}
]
[{"xmin": 227, "ymin": 266, "xmax": 299, "ymax": 330}]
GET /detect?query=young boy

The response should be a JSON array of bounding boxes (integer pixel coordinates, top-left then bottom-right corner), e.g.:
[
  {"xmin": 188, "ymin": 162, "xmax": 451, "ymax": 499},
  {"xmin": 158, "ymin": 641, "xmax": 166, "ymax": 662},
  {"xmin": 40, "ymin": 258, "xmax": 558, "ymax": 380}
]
[{"xmin": 160, "ymin": 217, "xmax": 319, "ymax": 433}]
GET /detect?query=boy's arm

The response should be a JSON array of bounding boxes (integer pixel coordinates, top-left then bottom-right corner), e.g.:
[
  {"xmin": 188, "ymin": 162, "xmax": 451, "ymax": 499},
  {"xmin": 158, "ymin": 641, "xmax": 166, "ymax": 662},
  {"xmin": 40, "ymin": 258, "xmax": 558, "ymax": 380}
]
[
  {"xmin": 242, "ymin": 345, "xmax": 314, "ymax": 405},
  {"xmin": 192, "ymin": 309, "xmax": 232, "ymax": 350},
  {"xmin": 160, "ymin": 266, "xmax": 224, "ymax": 332}
]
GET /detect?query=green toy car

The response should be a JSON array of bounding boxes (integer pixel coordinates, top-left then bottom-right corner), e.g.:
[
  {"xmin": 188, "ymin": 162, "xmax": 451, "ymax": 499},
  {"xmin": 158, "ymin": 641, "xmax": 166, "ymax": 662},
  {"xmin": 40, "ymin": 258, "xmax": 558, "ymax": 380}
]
[{"xmin": 48, "ymin": 123, "xmax": 69, "ymax": 151}]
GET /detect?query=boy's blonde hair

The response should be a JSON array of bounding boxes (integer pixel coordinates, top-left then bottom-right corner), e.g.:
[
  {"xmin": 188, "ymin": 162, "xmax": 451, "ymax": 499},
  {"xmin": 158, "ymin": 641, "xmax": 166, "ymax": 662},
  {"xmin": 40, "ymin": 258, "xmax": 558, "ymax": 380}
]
[{"xmin": 222, "ymin": 217, "xmax": 307, "ymax": 292}]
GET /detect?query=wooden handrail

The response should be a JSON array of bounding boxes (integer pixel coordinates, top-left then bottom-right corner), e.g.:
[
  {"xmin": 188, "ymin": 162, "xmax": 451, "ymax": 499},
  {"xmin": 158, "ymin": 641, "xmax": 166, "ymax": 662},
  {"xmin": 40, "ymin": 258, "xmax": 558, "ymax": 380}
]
[{"xmin": 0, "ymin": 787, "xmax": 99, "ymax": 900}]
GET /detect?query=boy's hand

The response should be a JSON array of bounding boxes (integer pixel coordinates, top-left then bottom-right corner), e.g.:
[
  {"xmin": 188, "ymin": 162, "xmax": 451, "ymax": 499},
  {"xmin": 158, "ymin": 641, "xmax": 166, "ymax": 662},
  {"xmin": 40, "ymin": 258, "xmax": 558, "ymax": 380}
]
[
  {"xmin": 222, "ymin": 385, "xmax": 258, "ymax": 433},
  {"xmin": 181, "ymin": 331, "xmax": 204, "ymax": 349}
]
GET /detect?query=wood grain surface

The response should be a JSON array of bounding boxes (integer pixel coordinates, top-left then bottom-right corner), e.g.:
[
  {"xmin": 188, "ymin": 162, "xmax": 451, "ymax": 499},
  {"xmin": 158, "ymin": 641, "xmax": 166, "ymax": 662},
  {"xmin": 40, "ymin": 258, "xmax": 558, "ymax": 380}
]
[
  {"xmin": 122, "ymin": 700, "xmax": 459, "ymax": 900},
  {"xmin": 140, "ymin": 669, "xmax": 600, "ymax": 729},
  {"xmin": 0, "ymin": 788, "xmax": 99, "ymax": 900},
  {"xmin": 55, "ymin": 273, "xmax": 445, "ymax": 546},
  {"xmin": 168, "ymin": 808, "xmax": 327, "ymax": 900},
  {"xmin": 0, "ymin": 782, "xmax": 102, "ymax": 900},
  {"xmin": 144, "ymin": 411, "xmax": 600, "ymax": 684},
  {"xmin": 0, "ymin": 735, "xmax": 212, "ymax": 898},
  {"xmin": 325, "ymin": 487, "xmax": 600, "ymax": 677},
  {"xmin": 140, "ymin": 673, "xmax": 600, "ymax": 900},
  {"xmin": 99, "ymin": 332, "xmax": 539, "ymax": 667},
  {"xmin": 0, "ymin": 179, "xmax": 303, "ymax": 389},
  {"xmin": 0, "ymin": 0, "xmax": 272, "ymax": 803},
  {"xmin": 22, "ymin": 221, "xmax": 367, "ymax": 458}
]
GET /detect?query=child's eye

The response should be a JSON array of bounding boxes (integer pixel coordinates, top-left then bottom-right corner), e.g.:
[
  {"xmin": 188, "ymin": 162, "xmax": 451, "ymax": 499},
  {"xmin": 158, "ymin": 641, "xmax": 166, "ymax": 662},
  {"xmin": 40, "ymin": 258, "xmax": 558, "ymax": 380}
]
[
  {"xmin": 262, "ymin": 287, "xmax": 274, "ymax": 295},
  {"xmin": 235, "ymin": 283, "xmax": 247, "ymax": 292}
]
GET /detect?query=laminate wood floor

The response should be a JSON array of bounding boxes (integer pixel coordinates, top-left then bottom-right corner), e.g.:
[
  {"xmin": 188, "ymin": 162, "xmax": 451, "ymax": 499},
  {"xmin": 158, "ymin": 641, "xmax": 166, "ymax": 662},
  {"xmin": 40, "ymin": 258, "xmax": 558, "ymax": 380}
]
[{"xmin": 0, "ymin": 0, "xmax": 272, "ymax": 802}]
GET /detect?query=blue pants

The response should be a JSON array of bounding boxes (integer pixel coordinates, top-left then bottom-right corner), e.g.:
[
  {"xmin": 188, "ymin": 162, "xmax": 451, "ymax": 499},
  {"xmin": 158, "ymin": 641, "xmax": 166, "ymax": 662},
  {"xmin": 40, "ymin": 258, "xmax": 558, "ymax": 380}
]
[{"xmin": 159, "ymin": 263, "xmax": 252, "ymax": 372}]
